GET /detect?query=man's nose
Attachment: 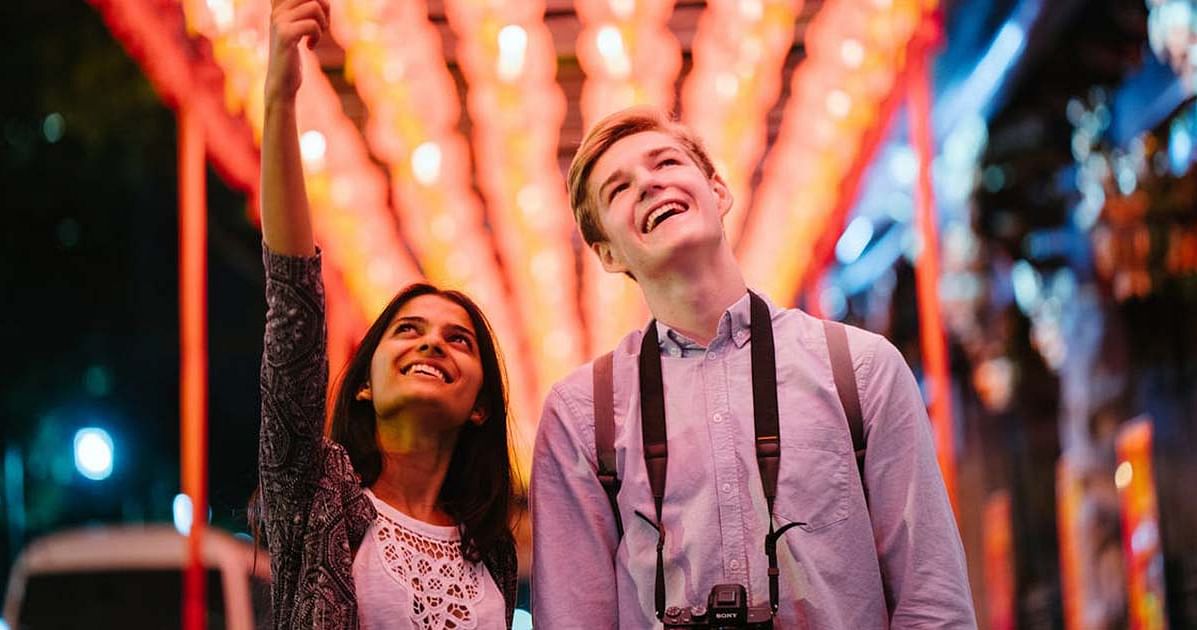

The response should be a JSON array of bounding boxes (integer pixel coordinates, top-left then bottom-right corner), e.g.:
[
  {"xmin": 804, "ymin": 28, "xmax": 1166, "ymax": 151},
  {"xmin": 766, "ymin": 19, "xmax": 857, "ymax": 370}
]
[{"xmin": 637, "ymin": 171, "xmax": 665, "ymax": 203}]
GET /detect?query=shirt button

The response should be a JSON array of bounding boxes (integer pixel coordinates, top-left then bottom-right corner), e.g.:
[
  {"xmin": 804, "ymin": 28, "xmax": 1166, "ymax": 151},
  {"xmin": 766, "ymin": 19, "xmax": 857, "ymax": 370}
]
[
  {"xmin": 721, "ymin": 483, "xmax": 732, "ymax": 493},
  {"xmin": 712, "ymin": 413, "xmax": 723, "ymax": 424},
  {"xmin": 706, "ymin": 351, "xmax": 719, "ymax": 361},
  {"xmin": 669, "ymin": 347, "xmax": 681, "ymax": 358},
  {"xmin": 729, "ymin": 559, "xmax": 741, "ymax": 570}
]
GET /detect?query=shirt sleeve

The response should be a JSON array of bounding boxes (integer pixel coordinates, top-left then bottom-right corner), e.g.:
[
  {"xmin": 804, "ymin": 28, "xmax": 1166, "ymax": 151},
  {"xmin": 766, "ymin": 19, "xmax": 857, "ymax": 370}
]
[
  {"xmin": 530, "ymin": 382, "xmax": 620, "ymax": 629},
  {"xmin": 857, "ymin": 334, "xmax": 978, "ymax": 628},
  {"xmin": 258, "ymin": 245, "xmax": 329, "ymax": 544}
]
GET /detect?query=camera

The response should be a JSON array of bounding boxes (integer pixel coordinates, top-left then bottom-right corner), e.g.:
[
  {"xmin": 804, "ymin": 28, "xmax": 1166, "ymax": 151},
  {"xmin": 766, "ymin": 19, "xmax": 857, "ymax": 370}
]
[{"xmin": 662, "ymin": 584, "xmax": 773, "ymax": 628}]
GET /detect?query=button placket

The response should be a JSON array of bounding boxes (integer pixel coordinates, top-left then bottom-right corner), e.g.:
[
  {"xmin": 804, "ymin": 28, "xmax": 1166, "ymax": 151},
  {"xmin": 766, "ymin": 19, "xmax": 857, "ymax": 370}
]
[{"xmin": 704, "ymin": 350, "xmax": 746, "ymax": 585}]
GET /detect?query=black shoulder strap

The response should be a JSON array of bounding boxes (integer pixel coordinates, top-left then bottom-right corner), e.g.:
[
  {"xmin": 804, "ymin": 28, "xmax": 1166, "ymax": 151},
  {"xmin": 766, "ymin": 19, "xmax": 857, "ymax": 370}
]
[
  {"xmin": 822, "ymin": 320, "xmax": 866, "ymax": 480},
  {"xmin": 592, "ymin": 351, "xmax": 623, "ymax": 537},
  {"xmin": 594, "ymin": 320, "xmax": 869, "ymax": 541}
]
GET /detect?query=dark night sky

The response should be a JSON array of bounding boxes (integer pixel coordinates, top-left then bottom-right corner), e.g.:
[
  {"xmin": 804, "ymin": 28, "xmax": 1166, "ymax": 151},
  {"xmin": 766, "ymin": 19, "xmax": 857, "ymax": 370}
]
[{"xmin": 2, "ymin": 0, "xmax": 267, "ymax": 589}]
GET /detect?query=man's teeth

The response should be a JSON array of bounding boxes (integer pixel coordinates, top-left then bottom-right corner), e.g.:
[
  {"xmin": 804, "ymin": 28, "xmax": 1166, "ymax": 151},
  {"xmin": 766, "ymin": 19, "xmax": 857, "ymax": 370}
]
[
  {"xmin": 644, "ymin": 202, "xmax": 685, "ymax": 233},
  {"xmin": 407, "ymin": 363, "xmax": 446, "ymax": 381}
]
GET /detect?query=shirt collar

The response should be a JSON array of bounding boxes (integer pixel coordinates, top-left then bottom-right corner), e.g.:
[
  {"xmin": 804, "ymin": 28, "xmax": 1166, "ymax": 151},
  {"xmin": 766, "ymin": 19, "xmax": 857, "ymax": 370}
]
[{"xmin": 652, "ymin": 290, "xmax": 769, "ymax": 355}]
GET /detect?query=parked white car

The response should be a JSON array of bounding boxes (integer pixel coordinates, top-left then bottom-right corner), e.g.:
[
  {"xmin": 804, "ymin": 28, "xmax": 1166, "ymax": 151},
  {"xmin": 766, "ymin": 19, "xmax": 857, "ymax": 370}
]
[{"xmin": 3, "ymin": 525, "xmax": 271, "ymax": 629}]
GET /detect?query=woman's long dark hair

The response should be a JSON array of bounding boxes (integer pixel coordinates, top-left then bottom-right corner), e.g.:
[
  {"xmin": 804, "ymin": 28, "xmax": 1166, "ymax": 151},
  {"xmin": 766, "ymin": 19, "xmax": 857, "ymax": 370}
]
[
  {"xmin": 329, "ymin": 283, "xmax": 515, "ymax": 562},
  {"xmin": 251, "ymin": 283, "xmax": 515, "ymax": 564}
]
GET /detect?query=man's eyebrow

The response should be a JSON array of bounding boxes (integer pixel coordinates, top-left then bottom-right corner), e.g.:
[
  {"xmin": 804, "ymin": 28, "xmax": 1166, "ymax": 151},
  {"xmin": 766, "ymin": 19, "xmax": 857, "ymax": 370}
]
[
  {"xmin": 646, "ymin": 146, "xmax": 681, "ymax": 160},
  {"xmin": 598, "ymin": 168, "xmax": 627, "ymax": 201},
  {"xmin": 597, "ymin": 146, "xmax": 681, "ymax": 200}
]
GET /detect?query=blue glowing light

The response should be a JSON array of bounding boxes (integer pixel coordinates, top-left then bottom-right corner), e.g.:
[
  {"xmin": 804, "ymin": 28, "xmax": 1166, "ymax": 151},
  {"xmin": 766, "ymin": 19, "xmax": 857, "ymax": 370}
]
[
  {"xmin": 835, "ymin": 216, "xmax": 875, "ymax": 265},
  {"xmin": 174, "ymin": 493, "xmax": 193, "ymax": 535},
  {"xmin": 73, "ymin": 427, "xmax": 113, "ymax": 481},
  {"xmin": 1169, "ymin": 116, "xmax": 1193, "ymax": 176}
]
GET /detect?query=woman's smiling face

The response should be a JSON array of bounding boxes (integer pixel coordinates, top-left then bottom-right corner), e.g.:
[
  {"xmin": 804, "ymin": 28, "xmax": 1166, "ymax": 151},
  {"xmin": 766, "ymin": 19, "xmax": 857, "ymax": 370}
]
[{"xmin": 363, "ymin": 293, "xmax": 485, "ymax": 428}]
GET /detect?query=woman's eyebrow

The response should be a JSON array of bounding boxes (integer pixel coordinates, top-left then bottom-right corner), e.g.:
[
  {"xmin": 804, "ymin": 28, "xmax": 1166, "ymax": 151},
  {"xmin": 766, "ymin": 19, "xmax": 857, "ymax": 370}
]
[{"xmin": 444, "ymin": 323, "xmax": 477, "ymax": 339}]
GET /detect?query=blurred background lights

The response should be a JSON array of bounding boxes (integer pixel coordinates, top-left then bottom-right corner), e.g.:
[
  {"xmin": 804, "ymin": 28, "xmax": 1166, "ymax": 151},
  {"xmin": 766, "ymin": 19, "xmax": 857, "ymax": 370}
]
[
  {"xmin": 889, "ymin": 146, "xmax": 918, "ymax": 186},
  {"xmin": 981, "ymin": 165, "xmax": 1006, "ymax": 192},
  {"xmin": 1011, "ymin": 259, "xmax": 1042, "ymax": 315},
  {"xmin": 1169, "ymin": 115, "xmax": 1193, "ymax": 175},
  {"xmin": 73, "ymin": 427, "xmax": 114, "ymax": 481},
  {"xmin": 411, "ymin": 141, "xmax": 443, "ymax": 185},
  {"xmin": 596, "ymin": 26, "xmax": 631, "ymax": 78},
  {"xmin": 608, "ymin": 0, "xmax": 635, "ymax": 19},
  {"xmin": 173, "ymin": 493, "xmax": 213, "ymax": 535},
  {"xmin": 42, "ymin": 112, "xmax": 64, "ymax": 143},
  {"xmin": 973, "ymin": 22, "xmax": 1025, "ymax": 88},
  {"xmin": 819, "ymin": 284, "xmax": 848, "ymax": 321},
  {"xmin": 738, "ymin": 0, "xmax": 764, "ymax": 20},
  {"xmin": 497, "ymin": 25, "xmax": 528, "ymax": 81},
  {"xmin": 299, "ymin": 130, "xmax": 326, "ymax": 164},
  {"xmin": 716, "ymin": 73, "xmax": 740, "ymax": 100},
  {"xmin": 835, "ymin": 216, "xmax": 875, "ymax": 265},
  {"xmin": 173, "ymin": 493, "xmax": 192, "ymax": 535},
  {"xmin": 840, "ymin": 39, "xmax": 865, "ymax": 68},
  {"xmin": 1115, "ymin": 460, "xmax": 1134, "ymax": 490},
  {"xmin": 205, "ymin": 0, "xmax": 234, "ymax": 30},
  {"xmin": 84, "ymin": 364, "xmax": 112, "ymax": 397},
  {"xmin": 826, "ymin": 90, "xmax": 852, "ymax": 118}
]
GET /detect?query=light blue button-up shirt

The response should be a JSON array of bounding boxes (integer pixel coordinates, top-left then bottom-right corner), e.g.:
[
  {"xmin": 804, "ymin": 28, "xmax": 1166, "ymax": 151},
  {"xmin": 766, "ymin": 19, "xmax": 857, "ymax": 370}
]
[{"xmin": 531, "ymin": 293, "xmax": 976, "ymax": 628}]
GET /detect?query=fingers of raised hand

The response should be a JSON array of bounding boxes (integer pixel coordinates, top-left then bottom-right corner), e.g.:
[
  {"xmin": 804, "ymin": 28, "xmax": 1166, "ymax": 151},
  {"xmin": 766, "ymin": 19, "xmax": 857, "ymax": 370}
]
[
  {"xmin": 272, "ymin": 0, "xmax": 330, "ymax": 48},
  {"xmin": 270, "ymin": 0, "xmax": 327, "ymax": 13}
]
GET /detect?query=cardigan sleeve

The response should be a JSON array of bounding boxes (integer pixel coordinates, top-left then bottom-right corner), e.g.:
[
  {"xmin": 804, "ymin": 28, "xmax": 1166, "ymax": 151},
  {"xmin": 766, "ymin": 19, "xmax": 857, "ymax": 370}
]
[{"xmin": 258, "ymin": 244, "xmax": 329, "ymax": 573}]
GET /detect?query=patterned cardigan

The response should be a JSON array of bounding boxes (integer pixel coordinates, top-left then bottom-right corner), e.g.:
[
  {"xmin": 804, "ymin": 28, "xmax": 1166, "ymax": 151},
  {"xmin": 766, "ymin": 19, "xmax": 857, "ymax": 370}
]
[{"xmin": 259, "ymin": 247, "xmax": 518, "ymax": 629}]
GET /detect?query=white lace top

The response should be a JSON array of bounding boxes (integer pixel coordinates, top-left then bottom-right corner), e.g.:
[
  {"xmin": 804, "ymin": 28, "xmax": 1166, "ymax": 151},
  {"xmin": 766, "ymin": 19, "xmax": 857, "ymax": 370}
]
[{"xmin": 353, "ymin": 490, "xmax": 506, "ymax": 630}]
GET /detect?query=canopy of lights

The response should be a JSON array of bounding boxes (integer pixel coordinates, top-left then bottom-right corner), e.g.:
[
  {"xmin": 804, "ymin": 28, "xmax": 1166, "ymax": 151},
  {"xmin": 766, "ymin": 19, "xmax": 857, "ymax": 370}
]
[{"xmin": 90, "ymin": 0, "xmax": 948, "ymax": 471}]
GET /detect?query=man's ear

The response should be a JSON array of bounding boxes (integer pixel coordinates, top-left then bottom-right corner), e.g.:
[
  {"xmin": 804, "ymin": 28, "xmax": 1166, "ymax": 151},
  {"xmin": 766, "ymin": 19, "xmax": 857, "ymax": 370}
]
[
  {"xmin": 591, "ymin": 240, "xmax": 630, "ymax": 275},
  {"xmin": 711, "ymin": 174, "xmax": 734, "ymax": 219},
  {"xmin": 355, "ymin": 382, "xmax": 372, "ymax": 401}
]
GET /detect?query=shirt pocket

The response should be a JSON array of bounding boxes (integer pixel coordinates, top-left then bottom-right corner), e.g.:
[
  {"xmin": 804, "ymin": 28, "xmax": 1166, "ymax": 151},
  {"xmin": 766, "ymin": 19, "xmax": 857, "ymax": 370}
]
[{"xmin": 772, "ymin": 428, "xmax": 850, "ymax": 532}]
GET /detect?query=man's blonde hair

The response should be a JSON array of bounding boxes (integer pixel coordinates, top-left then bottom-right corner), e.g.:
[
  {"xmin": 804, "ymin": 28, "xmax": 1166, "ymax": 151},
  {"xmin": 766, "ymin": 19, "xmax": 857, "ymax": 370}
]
[{"xmin": 567, "ymin": 107, "xmax": 717, "ymax": 246}]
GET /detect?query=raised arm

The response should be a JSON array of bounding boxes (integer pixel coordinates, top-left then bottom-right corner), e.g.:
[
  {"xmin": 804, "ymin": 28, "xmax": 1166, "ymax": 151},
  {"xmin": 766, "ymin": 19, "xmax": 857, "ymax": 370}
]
[
  {"xmin": 261, "ymin": 0, "xmax": 328, "ymax": 256},
  {"xmin": 257, "ymin": 0, "xmax": 332, "ymax": 536}
]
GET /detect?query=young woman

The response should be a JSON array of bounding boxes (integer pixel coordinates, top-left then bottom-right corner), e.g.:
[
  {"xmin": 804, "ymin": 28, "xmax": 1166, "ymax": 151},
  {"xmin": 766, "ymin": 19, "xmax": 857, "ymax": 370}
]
[{"xmin": 257, "ymin": 1, "xmax": 517, "ymax": 627}]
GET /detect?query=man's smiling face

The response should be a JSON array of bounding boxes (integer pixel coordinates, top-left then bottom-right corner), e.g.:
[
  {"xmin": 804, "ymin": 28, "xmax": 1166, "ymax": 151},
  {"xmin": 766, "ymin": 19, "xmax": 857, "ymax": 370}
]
[{"xmin": 588, "ymin": 130, "xmax": 733, "ymax": 279}]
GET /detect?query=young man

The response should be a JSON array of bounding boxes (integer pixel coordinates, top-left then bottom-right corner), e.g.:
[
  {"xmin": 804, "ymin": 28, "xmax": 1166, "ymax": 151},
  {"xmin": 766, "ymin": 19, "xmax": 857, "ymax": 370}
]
[{"xmin": 531, "ymin": 107, "xmax": 976, "ymax": 628}]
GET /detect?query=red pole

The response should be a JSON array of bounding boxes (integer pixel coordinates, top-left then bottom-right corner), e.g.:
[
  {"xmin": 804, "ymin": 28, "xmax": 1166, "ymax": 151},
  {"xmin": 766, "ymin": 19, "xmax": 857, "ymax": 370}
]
[
  {"xmin": 179, "ymin": 105, "xmax": 208, "ymax": 630},
  {"xmin": 907, "ymin": 13, "xmax": 958, "ymax": 513}
]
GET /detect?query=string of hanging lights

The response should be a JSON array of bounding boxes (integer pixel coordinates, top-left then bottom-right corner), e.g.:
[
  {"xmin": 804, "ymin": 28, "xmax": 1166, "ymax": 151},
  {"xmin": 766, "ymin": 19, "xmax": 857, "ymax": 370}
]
[
  {"xmin": 443, "ymin": 0, "xmax": 586, "ymax": 392},
  {"xmin": 682, "ymin": 0, "xmax": 804, "ymax": 245},
  {"xmin": 180, "ymin": 0, "xmax": 421, "ymax": 318},
  {"xmin": 327, "ymin": 0, "xmax": 538, "ymax": 429},
  {"xmin": 739, "ymin": 0, "xmax": 925, "ymax": 302}
]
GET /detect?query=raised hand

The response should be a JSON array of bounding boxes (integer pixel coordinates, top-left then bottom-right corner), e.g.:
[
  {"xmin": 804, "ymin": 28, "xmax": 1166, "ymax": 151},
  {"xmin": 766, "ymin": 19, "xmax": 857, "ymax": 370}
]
[{"xmin": 265, "ymin": 0, "xmax": 330, "ymax": 103}]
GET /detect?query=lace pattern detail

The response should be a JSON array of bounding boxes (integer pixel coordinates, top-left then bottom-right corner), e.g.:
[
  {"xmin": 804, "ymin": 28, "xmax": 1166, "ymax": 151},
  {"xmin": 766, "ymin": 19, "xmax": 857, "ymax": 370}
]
[{"xmin": 374, "ymin": 511, "xmax": 484, "ymax": 630}]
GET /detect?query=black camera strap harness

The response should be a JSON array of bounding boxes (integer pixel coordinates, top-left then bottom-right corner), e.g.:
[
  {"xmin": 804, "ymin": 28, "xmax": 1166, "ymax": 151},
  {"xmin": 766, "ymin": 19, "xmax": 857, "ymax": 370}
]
[{"xmin": 592, "ymin": 290, "xmax": 867, "ymax": 622}]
